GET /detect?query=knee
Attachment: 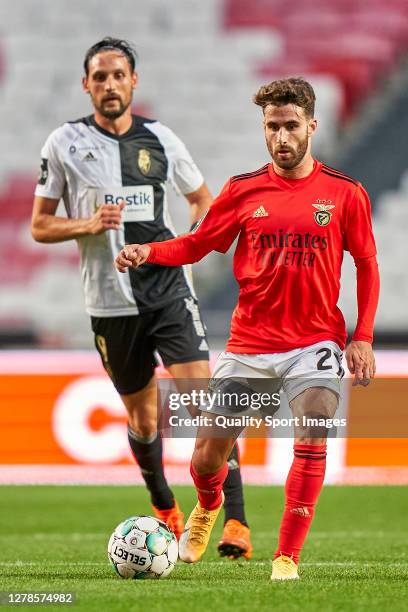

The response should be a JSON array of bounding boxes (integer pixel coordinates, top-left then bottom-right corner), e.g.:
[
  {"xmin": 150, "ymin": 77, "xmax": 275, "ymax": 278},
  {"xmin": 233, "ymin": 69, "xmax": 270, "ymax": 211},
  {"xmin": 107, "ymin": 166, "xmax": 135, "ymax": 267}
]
[
  {"xmin": 128, "ymin": 412, "xmax": 157, "ymax": 439},
  {"xmin": 295, "ymin": 437, "xmax": 327, "ymax": 446},
  {"xmin": 192, "ymin": 440, "xmax": 229, "ymax": 475}
]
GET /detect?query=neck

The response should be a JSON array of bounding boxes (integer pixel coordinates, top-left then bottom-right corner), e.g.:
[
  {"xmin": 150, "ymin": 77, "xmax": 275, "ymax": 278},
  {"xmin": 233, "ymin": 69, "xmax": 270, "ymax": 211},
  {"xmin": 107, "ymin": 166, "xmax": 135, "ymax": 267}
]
[
  {"xmin": 93, "ymin": 109, "xmax": 133, "ymax": 135},
  {"xmin": 273, "ymin": 153, "xmax": 315, "ymax": 179}
]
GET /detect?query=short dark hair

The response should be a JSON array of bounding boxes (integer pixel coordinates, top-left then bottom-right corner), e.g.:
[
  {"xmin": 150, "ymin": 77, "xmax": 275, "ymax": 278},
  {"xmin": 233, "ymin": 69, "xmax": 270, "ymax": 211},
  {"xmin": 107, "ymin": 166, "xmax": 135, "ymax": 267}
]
[
  {"xmin": 253, "ymin": 77, "xmax": 316, "ymax": 118},
  {"xmin": 83, "ymin": 37, "xmax": 138, "ymax": 75}
]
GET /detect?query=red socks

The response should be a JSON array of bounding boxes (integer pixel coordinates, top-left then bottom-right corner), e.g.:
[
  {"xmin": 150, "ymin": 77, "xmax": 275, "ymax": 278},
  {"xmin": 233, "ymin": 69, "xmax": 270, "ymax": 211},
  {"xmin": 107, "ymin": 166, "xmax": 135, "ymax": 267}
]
[
  {"xmin": 274, "ymin": 443, "xmax": 327, "ymax": 564},
  {"xmin": 190, "ymin": 462, "xmax": 228, "ymax": 510}
]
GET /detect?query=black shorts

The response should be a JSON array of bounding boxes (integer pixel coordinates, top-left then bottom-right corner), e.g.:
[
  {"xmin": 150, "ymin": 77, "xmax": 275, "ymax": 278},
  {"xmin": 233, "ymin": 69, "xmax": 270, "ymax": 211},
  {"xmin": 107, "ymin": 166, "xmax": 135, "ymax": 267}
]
[{"xmin": 91, "ymin": 297, "xmax": 209, "ymax": 395}]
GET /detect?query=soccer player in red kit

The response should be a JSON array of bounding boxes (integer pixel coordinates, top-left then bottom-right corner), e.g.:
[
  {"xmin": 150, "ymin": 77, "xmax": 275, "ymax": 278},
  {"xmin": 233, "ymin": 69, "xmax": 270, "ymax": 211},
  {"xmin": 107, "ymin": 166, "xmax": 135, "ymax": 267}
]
[{"xmin": 115, "ymin": 78, "xmax": 380, "ymax": 580}]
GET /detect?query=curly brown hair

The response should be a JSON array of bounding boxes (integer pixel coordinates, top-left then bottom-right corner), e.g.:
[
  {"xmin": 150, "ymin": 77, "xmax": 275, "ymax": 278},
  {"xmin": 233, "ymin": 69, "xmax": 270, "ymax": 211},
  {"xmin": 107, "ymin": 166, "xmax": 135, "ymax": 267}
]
[{"xmin": 253, "ymin": 77, "xmax": 315, "ymax": 118}]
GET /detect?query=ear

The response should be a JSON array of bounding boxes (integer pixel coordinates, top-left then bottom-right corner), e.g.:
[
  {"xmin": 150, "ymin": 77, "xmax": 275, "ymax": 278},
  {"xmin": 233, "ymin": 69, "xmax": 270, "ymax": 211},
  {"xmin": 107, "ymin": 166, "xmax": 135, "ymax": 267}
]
[
  {"xmin": 132, "ymin": 71, "xmax": 138, "ymax": 90},
  {"xmin": 308, "ymin": 118, "xmax": 317, "ymax": 136},
  {"xmin": 82, "ymin": 76, "xmax": 90, "ymax": 94}
]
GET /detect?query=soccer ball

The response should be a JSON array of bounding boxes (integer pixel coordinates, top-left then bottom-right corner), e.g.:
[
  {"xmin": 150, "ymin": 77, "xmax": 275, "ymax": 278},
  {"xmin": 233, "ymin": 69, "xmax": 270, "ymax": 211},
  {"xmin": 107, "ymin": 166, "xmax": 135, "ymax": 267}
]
[{"xmin": 108, "ymin": 515, "xmax": 178, "ymax": 579}]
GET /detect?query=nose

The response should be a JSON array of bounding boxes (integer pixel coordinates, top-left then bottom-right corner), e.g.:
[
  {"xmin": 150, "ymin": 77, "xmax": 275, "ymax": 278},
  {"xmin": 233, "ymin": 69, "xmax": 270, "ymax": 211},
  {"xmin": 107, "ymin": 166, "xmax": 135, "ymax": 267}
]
[
  {"xmin": 277, "ymin": 128, "xmax": 288, "ymax": 144},
  {"xmin": 104, "ymin": 75, "xmax": 115, "ymax": 91}
]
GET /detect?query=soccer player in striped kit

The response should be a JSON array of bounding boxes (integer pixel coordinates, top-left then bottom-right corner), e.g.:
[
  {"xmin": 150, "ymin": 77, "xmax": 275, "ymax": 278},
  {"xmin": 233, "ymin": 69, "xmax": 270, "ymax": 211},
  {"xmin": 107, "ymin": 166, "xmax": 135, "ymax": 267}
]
[
  {"xmin": 31, "ymin": 37, "xmax": 252, "ymax": 558},
  {"xmin": 116, "ymin": 77, "xmax": 379, "ymax": 579}
]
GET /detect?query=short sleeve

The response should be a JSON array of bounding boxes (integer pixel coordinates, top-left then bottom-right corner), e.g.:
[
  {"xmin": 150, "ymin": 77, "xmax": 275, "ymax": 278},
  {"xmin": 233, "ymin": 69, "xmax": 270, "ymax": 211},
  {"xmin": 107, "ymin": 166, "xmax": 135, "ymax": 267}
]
[
  {"xmin": 172, "ymin": 151, "xmax": 204, "ymax": 195},
  {"xmin": 34, "ymin": 129, "xmax": 66, "ymax": 199},
  {"xmin": 343, "ymin": 184, "xmax": 377, "ymax": 259},
  {"xmin": 145, "ymin": 122, "xmax": 204, "ymax": 195}
]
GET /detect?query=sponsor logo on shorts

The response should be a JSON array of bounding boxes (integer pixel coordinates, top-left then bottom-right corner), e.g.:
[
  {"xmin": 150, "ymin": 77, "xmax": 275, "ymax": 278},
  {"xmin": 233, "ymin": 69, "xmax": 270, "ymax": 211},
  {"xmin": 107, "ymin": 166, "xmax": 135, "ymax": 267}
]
[{"xmin": 198, "ymin": 339, "xmax": 209, "ymax": 351}]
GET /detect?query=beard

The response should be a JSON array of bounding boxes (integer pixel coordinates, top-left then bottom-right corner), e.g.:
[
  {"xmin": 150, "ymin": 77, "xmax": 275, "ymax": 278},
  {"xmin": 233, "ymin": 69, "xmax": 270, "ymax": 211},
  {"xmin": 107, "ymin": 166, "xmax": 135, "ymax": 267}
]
[
  {"xmin": 269, "ymin": 130, "xmax": 309, "ymax": 170},
  {"xmin": 93, "ymin": 94, "xmax": 131, "ymax": 120}
]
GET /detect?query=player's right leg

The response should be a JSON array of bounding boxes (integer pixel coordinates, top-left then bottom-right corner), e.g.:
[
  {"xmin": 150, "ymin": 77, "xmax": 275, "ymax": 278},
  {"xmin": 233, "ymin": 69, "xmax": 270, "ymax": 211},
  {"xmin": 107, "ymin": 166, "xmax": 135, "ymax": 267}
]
[{"xmin": 91, "ymin": 315, "xmax": 183, "ymax": 538}]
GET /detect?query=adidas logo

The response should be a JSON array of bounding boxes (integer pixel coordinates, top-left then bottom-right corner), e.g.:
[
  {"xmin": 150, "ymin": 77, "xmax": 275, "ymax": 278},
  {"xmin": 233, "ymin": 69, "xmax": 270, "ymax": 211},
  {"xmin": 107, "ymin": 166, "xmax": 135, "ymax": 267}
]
[
  {"xmin": 83, "ymin": 151, "xmax": 97, "ymax": 162},
  {"xmin": 198, "ymin": 339, "xmax": 209, "ymax": 351},
  {"xmin": 290, "ymin": 507, "xmax": 311, "ymax": 517},
  {"xmin": 253, "ymin": 205, "xmax": 268, "ymax": 218}
]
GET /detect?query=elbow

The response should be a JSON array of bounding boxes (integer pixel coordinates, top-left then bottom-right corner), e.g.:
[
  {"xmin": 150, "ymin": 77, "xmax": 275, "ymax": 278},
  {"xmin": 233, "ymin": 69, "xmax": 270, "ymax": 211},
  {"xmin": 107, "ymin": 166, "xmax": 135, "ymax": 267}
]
[{"xmin": 31, "ymin": 223, "xmax": 47, "ymax": 243}]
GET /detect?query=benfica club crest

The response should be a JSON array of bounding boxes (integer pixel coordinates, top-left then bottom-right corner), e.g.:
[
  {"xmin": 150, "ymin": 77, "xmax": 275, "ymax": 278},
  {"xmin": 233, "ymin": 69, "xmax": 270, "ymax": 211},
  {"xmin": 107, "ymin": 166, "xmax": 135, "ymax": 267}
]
[
  {"xmin": 312, "ymin": 199, "xmax": 335, "ymax": 227},
  {"xmin": 138, "ymin": 149, "xmax": 151, "ymax": 175}
]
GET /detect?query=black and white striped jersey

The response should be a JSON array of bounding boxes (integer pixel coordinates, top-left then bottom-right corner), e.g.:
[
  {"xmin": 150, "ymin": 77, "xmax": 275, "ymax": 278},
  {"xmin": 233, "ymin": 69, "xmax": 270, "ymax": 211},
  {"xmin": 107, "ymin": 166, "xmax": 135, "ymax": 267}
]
[{"xmin": 35, "ymin": 114, "xmax": 203, "ymax": 316}]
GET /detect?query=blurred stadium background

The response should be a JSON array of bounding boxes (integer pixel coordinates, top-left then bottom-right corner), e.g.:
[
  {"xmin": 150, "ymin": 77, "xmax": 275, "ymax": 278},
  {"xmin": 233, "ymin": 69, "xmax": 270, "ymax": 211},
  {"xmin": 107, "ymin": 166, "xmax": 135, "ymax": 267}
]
[{"xmin": 0, "ymin": 0, "xmax": 407, "ymax": 484}]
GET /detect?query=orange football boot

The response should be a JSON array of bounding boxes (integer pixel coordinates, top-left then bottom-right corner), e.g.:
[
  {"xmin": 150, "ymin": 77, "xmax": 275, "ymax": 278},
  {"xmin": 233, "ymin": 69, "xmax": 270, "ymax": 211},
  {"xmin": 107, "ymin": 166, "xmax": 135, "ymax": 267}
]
[
  {"xmin": 153, "ymin": 501, "xmax": 184, "ymax": 540},
  {"xmin": 217, "ymin": 519, "xmax": 253, "ymax": 559}
]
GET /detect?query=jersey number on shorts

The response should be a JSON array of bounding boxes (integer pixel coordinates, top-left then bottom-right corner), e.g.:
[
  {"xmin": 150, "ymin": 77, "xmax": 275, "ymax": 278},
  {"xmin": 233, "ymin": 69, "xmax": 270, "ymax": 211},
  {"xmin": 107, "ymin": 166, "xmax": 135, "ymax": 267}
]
[{"xmin": 316, "ymin": 347, "xmax": 344, "ymax": 377}]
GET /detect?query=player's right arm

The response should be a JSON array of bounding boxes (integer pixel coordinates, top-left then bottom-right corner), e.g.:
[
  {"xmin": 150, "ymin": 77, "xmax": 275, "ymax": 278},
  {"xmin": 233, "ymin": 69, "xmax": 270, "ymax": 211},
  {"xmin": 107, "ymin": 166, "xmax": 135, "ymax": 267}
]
[
  {"xmin": 31, "ymin": 196, "xmax": 125, "ymax": 243},
  {"xmin": 115, "ymin": 179, "xmax": 240, "ymax": 272},
  {"xmin": 32, "ymin": 128, "xmax": 125, "ymax": 243}
]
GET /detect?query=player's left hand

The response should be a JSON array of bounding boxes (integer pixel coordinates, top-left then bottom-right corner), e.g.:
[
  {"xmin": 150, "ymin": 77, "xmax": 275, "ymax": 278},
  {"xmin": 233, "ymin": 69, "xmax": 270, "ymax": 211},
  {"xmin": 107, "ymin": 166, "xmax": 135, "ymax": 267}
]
[
  {"xmin": 345, "ymin": 340, "xmax": 376, "ymax": 387},
  {"xmin": 115, "ymin": 244, "xmax": 151, "ymax": 272}
]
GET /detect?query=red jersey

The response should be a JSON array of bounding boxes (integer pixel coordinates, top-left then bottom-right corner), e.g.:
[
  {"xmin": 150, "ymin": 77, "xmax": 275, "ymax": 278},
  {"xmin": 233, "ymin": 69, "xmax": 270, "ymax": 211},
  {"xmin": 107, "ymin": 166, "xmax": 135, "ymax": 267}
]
[{"xmin": 147, "ymin": 160, "xmax": 378, "ymax": 353}]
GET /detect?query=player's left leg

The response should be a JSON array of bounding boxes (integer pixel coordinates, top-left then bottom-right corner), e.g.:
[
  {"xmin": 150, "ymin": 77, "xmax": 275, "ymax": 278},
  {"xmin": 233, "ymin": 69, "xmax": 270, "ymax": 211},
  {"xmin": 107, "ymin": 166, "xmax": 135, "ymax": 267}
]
[
  {"xmin": 271, "ymin": 340, "xmax": 343, "ymax": 580},
  {"xmin": 167, "ymin": 359, "xmax": 252, "ymax": 559},
  {"xmin": 272, "ymin": 386, "xmax": 338, "ymax": 581},
  {"xmin": 179, "ymin": 430, "xmax": 240, "ymax": 563},
  {"xmin": 155, "ymin": 297, "xmax": 251, "ymax": 559}
]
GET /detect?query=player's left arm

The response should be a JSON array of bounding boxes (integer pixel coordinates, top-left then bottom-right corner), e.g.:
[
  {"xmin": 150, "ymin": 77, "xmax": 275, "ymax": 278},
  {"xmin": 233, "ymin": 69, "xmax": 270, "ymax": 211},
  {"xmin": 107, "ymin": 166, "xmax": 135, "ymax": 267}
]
[
  {"xmin": 346, "ymin": 254, "xmax": 379, "ymax": 386},
  {"xmin": 162, "ymin": 125, "xmax": 213, "ymax": 230},
  {"xmin": 184, "ymin": 183, "xmax": 213, "ymax": 230},
  {"xmin": 343, "ymin": 184, "xmax": 380, "ymax": 386}
]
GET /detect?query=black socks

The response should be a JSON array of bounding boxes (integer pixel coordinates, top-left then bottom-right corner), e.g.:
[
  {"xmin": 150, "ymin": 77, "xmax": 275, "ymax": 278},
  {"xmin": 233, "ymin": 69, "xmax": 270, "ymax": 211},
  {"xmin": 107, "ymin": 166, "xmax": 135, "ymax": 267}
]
[
  {"xmin": 223, "ymin": 443, "xmax": 248, "ymax": 527},
  {"xmin": 128, "ymin": 426, "xmax": 174, "ymax": 510}
]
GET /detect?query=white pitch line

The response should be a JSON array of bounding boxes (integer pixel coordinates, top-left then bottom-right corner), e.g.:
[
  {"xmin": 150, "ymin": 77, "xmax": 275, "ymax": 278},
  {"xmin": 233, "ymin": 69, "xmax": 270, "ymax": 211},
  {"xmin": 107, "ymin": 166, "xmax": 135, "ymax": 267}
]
[
  {"xmin": 0, "ymin": 531, "xmax": 406, "ymax": 540},
  {"xmin": 1, "ymin": 561, "xmax": 408, "ymax": 568},
  {"xmin": 0, "ymin": 562, "xmax": 107, "ymax": 567}
]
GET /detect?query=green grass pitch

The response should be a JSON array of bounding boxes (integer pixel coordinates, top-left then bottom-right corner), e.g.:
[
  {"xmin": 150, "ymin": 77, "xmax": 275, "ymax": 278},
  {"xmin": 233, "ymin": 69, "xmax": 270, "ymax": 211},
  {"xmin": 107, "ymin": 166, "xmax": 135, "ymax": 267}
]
[{"xmin": 1, "ymin": 485, "xmax": 408, "ymax": 611}]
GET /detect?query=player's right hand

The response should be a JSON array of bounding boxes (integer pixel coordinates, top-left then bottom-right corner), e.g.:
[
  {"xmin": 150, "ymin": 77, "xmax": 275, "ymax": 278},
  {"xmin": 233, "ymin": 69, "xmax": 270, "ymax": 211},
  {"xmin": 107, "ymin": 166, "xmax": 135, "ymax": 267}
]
[
  {"xmin": 88, "ymin": 201, "xmax": 125, "ymax": 234},
  {"xmin": 115, "ymin": 244, "xmax": 151, "ymax": 272}
]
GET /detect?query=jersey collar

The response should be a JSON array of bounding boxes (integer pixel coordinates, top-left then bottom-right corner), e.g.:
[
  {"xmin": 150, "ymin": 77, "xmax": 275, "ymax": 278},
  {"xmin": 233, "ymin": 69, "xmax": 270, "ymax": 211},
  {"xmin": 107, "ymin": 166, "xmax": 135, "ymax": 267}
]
[
  {"xmin": 268, "ymin": 159, "xmax": 322, "ymax": 190},
  {"xmin": 87, "ymin": 115, "xmax": 145, "ymax": 141}
]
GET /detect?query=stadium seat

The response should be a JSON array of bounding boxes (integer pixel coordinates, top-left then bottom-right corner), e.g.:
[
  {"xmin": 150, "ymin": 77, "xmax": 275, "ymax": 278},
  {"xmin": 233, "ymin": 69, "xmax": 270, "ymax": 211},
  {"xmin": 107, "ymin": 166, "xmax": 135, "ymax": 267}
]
[{"xmin": 0, "ymin": 0, "xmax": 406, "ymax": 344}]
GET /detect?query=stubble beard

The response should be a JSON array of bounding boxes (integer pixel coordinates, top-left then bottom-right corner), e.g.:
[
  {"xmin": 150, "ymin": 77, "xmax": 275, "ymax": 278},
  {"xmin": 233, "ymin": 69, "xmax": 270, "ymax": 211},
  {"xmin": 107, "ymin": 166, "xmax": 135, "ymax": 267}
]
[
  {"xmin": 269, "ymin": 132, "xmax": 309, "ymax": 170},
  {"xmin": 93, "ymin": 94, "xmax": 132, "ymax": 120}
]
